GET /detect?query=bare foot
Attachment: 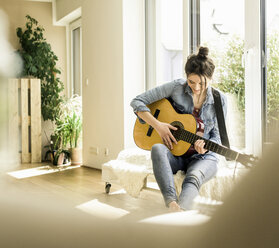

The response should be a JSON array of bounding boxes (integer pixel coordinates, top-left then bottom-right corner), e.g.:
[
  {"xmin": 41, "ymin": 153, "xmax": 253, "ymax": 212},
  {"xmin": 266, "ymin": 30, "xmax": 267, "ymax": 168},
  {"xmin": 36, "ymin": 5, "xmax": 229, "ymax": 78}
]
[{"xmin": 168, "ymin": 201, "xmax": 183, "ymax": 212}]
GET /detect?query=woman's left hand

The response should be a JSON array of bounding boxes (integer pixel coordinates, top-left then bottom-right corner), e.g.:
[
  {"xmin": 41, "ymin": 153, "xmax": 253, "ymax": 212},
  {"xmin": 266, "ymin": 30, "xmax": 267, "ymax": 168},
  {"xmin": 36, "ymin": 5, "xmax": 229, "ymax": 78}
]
[{"xmin": 194, "ymin": 139, "xmax": 207, "ymax": 154}]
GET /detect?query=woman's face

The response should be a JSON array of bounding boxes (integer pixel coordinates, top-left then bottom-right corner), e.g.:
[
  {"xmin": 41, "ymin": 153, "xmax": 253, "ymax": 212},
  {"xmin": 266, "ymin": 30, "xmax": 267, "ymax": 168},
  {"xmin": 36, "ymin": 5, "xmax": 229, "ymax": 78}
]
[{"xmin": 187, "ymin": 74, "xmax": 210, "ymax": 95}]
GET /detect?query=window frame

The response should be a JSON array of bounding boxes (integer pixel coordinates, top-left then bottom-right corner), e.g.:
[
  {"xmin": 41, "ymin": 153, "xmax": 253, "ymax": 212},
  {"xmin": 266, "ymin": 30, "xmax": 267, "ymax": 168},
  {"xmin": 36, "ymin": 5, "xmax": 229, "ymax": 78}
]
[
  {"xmin": 260, "ymin": 0, "xmax": 267, "ymax": 144},
  {"xmin": 68, "ymin": 18, "xmax": 82, "ymax": 97},
  {"xmin": 145, "ymin": 0, "xmax": 156, "ymax": 90},
  {"xmin": 189, "ymin": 0, "xmax": 200, "ymax": 54}
]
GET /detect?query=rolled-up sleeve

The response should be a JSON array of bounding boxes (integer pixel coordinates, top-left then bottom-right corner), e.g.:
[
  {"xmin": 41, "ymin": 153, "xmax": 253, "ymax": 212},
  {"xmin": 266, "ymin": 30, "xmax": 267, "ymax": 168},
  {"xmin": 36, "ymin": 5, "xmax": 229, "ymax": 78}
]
[{"xmin": 130, "ymin": 81, "xmax": 176, "ymax": 123}]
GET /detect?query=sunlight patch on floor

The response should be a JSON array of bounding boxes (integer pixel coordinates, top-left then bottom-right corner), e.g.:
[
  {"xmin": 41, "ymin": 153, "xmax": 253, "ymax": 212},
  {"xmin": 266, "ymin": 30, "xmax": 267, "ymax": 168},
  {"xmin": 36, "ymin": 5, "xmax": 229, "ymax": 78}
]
[
  {"xmin": 110, "ymin": 189, "xmax": 127, "ymax": 195},
  {"xmin": 139, "ymin": 210, "xmax": 210, "ymax": 226},
  {"xmin": 7, "ymin": 164, "xmax": 80, "ymax": 179},
  {"xmin": 76, "ymin": 199, "xmax": 130, "ymax": 220}
]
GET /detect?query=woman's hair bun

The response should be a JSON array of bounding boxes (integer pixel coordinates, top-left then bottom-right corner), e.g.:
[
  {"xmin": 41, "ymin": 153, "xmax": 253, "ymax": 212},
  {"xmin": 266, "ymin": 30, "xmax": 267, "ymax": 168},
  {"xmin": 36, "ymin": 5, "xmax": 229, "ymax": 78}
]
[
  {"xmin": 185, "ymin": 46, "xmax": 215, "ymax": 78},
  {"xmin": 197, "ymin": 46, "xmax": 209, "ymax": 59}
]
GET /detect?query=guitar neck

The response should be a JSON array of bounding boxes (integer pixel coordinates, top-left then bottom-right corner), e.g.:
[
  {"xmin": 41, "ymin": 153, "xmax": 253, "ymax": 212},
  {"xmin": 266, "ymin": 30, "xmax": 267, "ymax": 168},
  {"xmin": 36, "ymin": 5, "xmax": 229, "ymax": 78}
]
[{"xmin": 178, "ymin": 129, "xmax": 238, "ymax": 160}]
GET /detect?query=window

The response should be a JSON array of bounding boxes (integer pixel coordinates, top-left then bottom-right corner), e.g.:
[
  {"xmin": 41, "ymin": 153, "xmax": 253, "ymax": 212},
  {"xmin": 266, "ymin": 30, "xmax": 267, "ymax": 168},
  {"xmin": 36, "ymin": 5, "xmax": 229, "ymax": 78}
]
[
  {"xmin": 199, "ymin": 0, "xmax": 245, "ymax": 150},
  {"xmin": 69, "ymin": 18, "xmax": 82, "ymax": 96},
  {"xmin": 146, "ymin": 0, "xmax": 271, "ymax": 155},
  {"xmin": 265, "ymin": 0, "xmax": 279, "ymax": 143},
  {"xmin": 145, "ymin": 0, "xmax": 183, "ymax": 89},
  {"xmin": 196, "ymin": 0, "xmax": 271, "ymax": 155}
]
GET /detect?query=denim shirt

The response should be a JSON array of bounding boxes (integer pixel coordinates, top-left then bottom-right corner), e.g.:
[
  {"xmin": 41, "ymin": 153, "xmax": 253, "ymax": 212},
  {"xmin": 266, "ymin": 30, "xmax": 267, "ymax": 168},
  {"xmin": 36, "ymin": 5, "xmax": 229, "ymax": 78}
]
[{"xmin": 130, "ymin": 78, "xmax": 228, "ymax": 160}]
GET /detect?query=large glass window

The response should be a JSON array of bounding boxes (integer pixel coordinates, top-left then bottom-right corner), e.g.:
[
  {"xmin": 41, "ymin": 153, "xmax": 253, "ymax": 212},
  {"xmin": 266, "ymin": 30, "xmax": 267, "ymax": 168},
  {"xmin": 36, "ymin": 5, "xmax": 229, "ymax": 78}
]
[
  {"xmin": 146, "ymin": 0, "xmax": 272, "ymax": 153},
  {"xmin": 200, "ymin": 0, "xmax": 245, "ymax": 150},
  {"xmin": 266, "ymin": 0, "xmax": 279, "ymax": 142},
  {"xmin": 146, "ymin": 0, "xmax": 246, "ymax": 150}
]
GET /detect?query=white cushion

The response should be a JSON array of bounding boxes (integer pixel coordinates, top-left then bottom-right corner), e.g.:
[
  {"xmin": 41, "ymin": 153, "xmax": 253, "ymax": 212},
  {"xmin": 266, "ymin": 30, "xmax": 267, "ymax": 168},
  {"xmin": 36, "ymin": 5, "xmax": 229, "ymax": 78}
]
[{"xmin": 102, "ymin": 148, "xmax": 248, "ymax": 200}]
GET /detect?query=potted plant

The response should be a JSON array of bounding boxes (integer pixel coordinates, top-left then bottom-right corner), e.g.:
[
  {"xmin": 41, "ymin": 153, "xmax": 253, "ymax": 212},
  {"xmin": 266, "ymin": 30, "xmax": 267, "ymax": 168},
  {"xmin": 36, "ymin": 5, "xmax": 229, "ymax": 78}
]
[
  {"xmin": 52, "ymin": 122, "xmax": 71, "ymax": 166},
  {"xmin": 42, "ymin": 123, "xmax": 70, "ymax": 166},
  {"xmin": 44, "ymin": 133, "xmax": 58, "ymax": 163},
  {"xmin": 17, "ymin": 15, "xmax": 67, "ymax": 165},
  {"xmin": 16, "ymin": 15, "xmax": 64, "ymax": 124},
  {"xmin": 65, "ymin": 112, "xmax": 82, "ymax": 165},
  {"xmin": 55, "ymin": 95, "xmax": 82, "ymax": 165}
]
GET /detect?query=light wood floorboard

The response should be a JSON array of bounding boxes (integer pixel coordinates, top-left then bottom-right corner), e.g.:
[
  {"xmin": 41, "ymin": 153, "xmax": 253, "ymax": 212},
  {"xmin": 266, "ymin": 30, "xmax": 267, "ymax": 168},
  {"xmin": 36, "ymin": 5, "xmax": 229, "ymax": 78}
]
[{"xmin": 1, "ymin": 162, "xmax": 169, "ymax": 222}]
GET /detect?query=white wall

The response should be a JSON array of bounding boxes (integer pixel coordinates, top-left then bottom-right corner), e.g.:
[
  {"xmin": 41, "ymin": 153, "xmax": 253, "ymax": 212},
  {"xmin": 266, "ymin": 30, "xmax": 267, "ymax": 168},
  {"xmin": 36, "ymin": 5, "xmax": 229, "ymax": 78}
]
[
  {"xmin": 0, "ymin": 0, "xmax": 66, "ymax": 87},
  {"xmin": 123, "ymin": 0, "xmax": 145, "ymax": 149},
  {"xmin": 54, "ymin": 0, "xmax": 145, "ymax": 169},
  {"xmin": 81, "ymin": 0, "xmax": 124, "ymax": 169},
  {"xmin": 55, "ymin": 0, "xmax": 83, "ymax": 22}
]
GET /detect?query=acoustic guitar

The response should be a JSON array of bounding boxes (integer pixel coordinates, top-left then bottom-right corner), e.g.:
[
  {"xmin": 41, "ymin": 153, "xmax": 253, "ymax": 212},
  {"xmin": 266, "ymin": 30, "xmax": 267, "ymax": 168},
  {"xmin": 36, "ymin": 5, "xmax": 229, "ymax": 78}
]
[{"xmin": 133, "ymin": 98, "xmax": 257, "ymax": 168}]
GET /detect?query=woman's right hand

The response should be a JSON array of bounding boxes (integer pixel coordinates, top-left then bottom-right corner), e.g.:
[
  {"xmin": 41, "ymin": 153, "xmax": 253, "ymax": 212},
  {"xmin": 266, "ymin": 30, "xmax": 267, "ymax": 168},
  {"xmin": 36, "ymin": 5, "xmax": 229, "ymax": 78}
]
[{"xmin": 154, "ymin": 121, "xmax": 178, "ymax": 150}]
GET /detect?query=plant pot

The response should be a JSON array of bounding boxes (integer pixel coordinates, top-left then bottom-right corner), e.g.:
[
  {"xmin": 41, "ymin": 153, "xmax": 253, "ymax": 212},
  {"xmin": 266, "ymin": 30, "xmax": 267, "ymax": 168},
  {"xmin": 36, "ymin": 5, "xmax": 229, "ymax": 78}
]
[
  {"xmin": 69, "ymin": 148, "xmax": 82, "ymax": 165},
  {"xmin": 44, "ymin": 150, "xmax": 54, "ymax": 162},
  {"xmin": 53, "ymin": 151, "xmax": 65, "ymax": 166},
  {"xmin": 55, "ymin": 152, "xmax": 65, "ymax": 166}
]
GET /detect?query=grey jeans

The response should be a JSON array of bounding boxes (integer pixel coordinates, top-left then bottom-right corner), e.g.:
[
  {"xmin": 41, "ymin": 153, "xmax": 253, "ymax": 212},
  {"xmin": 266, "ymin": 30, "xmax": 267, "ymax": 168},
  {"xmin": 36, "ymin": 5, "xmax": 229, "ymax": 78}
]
[{"xmin": 151, "ymin": 143, "xmax": 218, "ymax": 210}]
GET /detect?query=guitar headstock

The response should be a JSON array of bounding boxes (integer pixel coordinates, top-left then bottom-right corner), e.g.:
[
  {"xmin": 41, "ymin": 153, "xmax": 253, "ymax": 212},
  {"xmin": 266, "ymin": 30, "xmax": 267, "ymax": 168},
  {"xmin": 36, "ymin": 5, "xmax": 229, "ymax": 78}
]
[{"xmin": 237, "ymin": 153, "xmax": 259, "ymax": 168}]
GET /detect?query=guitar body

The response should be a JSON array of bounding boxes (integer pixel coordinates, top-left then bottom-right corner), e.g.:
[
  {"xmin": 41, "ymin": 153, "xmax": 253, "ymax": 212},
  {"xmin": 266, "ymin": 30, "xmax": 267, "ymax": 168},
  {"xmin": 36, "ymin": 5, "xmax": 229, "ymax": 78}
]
[
  {"xmin": 133, "ymin": 98, "xmax": 197, "ymax": 156},
  {"xmin": 133, "ymin": 98, "xmax": 258, "ymax": 167}
]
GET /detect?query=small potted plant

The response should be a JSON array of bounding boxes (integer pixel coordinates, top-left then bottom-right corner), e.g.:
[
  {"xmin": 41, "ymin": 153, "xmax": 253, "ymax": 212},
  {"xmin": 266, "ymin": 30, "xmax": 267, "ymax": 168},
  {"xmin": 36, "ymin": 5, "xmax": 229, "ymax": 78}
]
[
  {"xmin": 55, "ymin": 95, "xmax": 82, "ymax": 165},
  {"xmin": 44, "ymin": 133, "xmax": 59, "ymax": 163},
  {"xmin": 66, "ymin": 112, "xmax": 82, "ymax": 165},
  {"xmin": 52, "ymin": 121, "xmax": 71, "ymax": 166}
]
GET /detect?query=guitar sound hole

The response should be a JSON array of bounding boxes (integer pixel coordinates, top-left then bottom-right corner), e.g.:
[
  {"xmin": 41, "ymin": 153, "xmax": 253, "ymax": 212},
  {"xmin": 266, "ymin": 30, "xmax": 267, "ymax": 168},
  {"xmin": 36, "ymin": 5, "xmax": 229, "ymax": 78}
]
[{"xmin": 170, "ymin": 121, "xmax": 184, "ymax": 141}]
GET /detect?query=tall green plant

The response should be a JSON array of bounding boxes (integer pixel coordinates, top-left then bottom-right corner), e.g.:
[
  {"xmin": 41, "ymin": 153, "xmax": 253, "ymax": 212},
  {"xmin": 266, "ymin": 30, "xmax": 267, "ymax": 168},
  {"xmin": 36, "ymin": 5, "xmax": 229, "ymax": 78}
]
[
  {"xmin": 16, "ymin": 15, "xmax": 64, "ymax": 122},
  {"xmin": 217, "ymin": 36, "xmax": 245, "ymax": 112},
  {"xmin": 216, "ymin": 33, "xmax": 279, "ymax": 125},
  {"xmin": 55, "ymin": 95, "xmax": 82, "ymax": 149},
  {"xmin": 267, "ymin": 31, "xmax": 279, "ymax": 123}
]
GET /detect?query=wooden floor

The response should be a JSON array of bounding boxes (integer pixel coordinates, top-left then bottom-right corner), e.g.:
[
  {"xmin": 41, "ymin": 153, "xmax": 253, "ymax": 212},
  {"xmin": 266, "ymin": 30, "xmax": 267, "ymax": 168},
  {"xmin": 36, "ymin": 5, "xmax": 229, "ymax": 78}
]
[{"xmin": 1, "ymin": 162, "xmax": 169, "ymax": 222}]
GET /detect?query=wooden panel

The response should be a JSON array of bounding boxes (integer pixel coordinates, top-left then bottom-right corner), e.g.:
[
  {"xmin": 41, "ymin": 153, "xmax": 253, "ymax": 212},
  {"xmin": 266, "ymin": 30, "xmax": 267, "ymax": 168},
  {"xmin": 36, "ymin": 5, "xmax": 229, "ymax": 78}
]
[
  {"xmin": 21, "ymin": 78, "xmax": 30, "ymax": 163},
  {"xmin": 9, "ymin": 77, "xmax": 42, "ymax": 163},
  {"xmin": 18, "ymin": 116, "xmax": 31, "ymax": 126},
  {"xmin": 8, "ymin": 78, "xmax": 19, "ymax": 161},
  {"xmin": 30, "ymin": 78, "xmax": 42, "ymax": 163}
]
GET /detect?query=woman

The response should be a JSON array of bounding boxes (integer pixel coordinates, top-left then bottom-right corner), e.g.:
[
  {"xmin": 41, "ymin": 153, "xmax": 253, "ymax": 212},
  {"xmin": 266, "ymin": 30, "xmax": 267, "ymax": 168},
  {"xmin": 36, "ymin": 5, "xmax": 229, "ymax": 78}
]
[{"xmin": 130, "ymin": 47, "xmax": 227, "ymax": 212}]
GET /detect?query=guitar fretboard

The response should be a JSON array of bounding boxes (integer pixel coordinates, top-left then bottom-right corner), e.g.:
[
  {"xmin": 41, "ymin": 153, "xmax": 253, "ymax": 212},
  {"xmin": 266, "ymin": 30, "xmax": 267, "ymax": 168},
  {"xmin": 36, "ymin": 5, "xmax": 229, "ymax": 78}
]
[{"xmin": 173, "ymin": 128, "xmax": 238, "ymax": 160}]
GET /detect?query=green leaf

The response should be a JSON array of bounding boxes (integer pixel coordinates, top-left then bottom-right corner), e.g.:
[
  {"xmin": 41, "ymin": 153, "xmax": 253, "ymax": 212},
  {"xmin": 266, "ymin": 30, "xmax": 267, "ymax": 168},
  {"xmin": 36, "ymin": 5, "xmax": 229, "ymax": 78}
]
[
  {"xmin": 16, "ymin": 15, "xmax": 64, "ymax": 123},
  {"xmin": 31, "ymin": 66, "xmax": 37, "ymax": 73}
]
